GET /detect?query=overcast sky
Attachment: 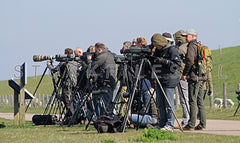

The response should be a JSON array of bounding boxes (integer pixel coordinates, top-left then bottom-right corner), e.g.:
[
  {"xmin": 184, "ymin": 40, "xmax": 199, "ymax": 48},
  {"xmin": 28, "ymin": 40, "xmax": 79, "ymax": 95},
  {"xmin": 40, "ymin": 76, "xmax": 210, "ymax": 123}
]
[{"xmin": 1, "ymin": 0, "xmax": 239, "ymax": 81}]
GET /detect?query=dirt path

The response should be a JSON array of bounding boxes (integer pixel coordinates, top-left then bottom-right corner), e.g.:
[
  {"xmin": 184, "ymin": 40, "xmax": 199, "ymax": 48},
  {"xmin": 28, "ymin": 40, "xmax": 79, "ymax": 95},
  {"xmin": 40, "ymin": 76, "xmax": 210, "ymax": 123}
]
[{"xmin": 1, "ymin": 112, "xmax": 240, "ymax": 136}]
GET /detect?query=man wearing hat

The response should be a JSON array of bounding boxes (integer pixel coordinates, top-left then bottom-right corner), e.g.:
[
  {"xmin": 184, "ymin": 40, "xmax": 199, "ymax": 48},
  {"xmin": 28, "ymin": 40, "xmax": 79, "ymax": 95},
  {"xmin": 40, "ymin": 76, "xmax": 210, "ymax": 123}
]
[
  {"xmin": 162, "ymin": 32, "xmax": 174, "ymax": 46},
  {"xmin": 181, "ymin": 29, "xmax": 206, "ymax": 130},
  {"xmin": 151, "ymin": 33, "xmax": 181, "ymax": 132},
  {"xmin": 173, "ymin": 30, "xmax": 190, "ymax": 129}
]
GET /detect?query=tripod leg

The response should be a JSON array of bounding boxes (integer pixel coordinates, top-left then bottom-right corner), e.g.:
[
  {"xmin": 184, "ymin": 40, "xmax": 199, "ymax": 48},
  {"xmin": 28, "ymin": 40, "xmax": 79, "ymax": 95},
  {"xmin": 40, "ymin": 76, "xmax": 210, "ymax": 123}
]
[
  {"xmin": 146, "ymin": 59, "xmax": 183, "ymax": 132},
  {"xmin": 26, "ymin": 66, "xmax": 48, "ymax": 112},
  {"xmin": 233, "ymin": 102, "xmax": 240, "ymax": 116},
  {"xmin": 121, "ymin": 59, "xmax": 145, "ymax": 132}
]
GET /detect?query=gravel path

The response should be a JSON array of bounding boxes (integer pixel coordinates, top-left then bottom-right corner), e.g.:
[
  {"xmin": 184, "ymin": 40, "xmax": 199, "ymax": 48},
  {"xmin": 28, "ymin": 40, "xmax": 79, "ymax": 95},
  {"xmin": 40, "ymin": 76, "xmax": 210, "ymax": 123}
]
[{"xmin": 1, "ymin": 112, "xmax": 240, "ymax": 136}]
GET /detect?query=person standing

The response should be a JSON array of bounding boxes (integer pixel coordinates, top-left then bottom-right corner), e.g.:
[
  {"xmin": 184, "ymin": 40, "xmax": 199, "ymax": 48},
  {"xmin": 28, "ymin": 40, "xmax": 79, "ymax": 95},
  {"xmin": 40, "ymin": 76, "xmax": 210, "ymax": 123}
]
[
  {"xmin": 151, "ymin": 33, "xmax": 181, "ymax": 132},
  {"xmin": 47, "ymin": 48, "xmax": 79, "ymax": 119},
  {"xmin": 90, "ymin": 43, "xmax": 116, "ymax": 117},
  {"xmin": 181, "ymin": 29, "xmax": 206, "ymax": 130},
  {"xmin": 173, "ymin": 30, "xmax": 190, "ymax": 128}
]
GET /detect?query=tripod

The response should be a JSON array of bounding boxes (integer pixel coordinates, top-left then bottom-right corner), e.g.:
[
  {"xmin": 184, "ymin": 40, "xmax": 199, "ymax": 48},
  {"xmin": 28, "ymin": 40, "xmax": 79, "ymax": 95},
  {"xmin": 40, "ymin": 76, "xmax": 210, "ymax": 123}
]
[
  {"xmin": 233, "ymin": 92, "xmax": 240, "ymax": 116},
  {"xmin": 112, "ymin": 60, "xmax": 134, "ymax": 116},
  {"xmin": 121, "ymin": 57, "xmax": 183, "ymax": 132}
]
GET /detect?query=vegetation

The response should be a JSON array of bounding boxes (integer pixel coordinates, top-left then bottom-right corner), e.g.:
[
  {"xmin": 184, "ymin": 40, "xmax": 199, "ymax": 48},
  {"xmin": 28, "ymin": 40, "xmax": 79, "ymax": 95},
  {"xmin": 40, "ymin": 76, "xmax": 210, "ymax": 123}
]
[
  {"xmin": 1, "ymin": 117, "xmax": 240, "ymax": 143},
  {"xmin": 210, "ymin": 46, "xmax": 240, "ymax": 104},
  {"xmin": 134, "ymin": 128, "xmax": 177, "ymax": 142}
]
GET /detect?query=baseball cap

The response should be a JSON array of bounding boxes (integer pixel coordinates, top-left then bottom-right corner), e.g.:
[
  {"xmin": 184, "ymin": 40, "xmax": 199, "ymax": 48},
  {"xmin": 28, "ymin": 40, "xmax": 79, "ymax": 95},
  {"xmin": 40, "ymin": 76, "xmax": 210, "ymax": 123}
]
[
  {"xmin": 162, "ymin": 32, "xmax": 173, "ymax": 42},
  {"xmin": 182, "ymin": 29, "xmax": 197, "ymax": 36}
]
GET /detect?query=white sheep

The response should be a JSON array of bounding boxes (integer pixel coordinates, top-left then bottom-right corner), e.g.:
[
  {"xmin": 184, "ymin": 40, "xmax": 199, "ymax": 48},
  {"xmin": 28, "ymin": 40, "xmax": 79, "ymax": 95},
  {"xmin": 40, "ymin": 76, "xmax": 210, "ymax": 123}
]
[
  {"xmin": 214, "ymin": 98, "xmax": 223, "ymax": 108},
  {"xmin": 213, "ymin": 98, "xmax": 234, "ymax": 108}
]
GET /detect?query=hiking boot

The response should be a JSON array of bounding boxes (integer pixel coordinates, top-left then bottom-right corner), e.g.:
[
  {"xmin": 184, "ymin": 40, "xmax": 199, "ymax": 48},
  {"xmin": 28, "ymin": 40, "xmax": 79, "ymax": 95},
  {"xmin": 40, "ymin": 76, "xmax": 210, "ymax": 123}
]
[
  {"xmin": 182, "ymin": 125, "xmax": 194, "ymax": 131},
  {"xmin": 194, "ymin": 125, "xmax": 205, "ymax": 130}
]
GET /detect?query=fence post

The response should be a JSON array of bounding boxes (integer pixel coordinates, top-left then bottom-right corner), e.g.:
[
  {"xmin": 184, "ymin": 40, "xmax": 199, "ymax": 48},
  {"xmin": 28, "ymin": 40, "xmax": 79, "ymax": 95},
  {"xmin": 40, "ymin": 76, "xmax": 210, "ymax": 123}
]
[
  {"xmin": 219, "ymin": 45, "xmax": 222, "ymax": 56},
  {"xmin": 223, "ymin": 83, "xmax": 227, "ymax": 109}
]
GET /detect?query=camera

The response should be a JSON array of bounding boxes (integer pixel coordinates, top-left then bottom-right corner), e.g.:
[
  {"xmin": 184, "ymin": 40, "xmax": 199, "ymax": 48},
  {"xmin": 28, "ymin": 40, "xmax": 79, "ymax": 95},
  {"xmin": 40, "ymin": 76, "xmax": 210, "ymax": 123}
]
[
  {"xmin": 33, "ymin": 54, "xmax": 81, "ymax": 62},
  {"xmin": 120, "ymin": 45, "xmax": 153, "ymax": 55}
]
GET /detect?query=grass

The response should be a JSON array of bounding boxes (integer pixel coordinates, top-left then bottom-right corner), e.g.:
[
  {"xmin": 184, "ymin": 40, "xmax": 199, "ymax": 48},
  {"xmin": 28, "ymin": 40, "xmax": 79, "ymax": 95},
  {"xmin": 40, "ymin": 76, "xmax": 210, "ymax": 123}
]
[
  {"xmin": 0, "ymin": 74, "xmax": 54, "ymax": 96},
  {"xmin": 1, "ymin": 117, "xmax": 240, "ymax": 143}
]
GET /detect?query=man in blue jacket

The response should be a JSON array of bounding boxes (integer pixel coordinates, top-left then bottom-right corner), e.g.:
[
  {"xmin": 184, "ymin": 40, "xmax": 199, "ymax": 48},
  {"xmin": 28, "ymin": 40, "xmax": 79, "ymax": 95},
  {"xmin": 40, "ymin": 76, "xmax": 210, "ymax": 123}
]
[{"xmin": 151, "ymin": 33, "xmax": 181, "ymax": 132}]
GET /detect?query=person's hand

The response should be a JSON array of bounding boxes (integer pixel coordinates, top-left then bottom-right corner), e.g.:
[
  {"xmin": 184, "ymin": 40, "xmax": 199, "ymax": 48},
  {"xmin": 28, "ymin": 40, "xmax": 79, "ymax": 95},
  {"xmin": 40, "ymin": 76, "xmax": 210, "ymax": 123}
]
[
  {"xmin": 154, "ymin": 57, "xmax": 163, "ymax": 63},
  {"xmin": 47, "ymin": 61, "xmax": 51, "ymax": 66},
  {"xmin": 87, "ymin": 54, "xmax": 92, "ymax": 60},
  {"xmin": 207, "ymin": 90, "xmax": 212, "ymax": 95},
  {"xmin": 181, "ymin": 76, "xmax": 186, "ymax": 81}
]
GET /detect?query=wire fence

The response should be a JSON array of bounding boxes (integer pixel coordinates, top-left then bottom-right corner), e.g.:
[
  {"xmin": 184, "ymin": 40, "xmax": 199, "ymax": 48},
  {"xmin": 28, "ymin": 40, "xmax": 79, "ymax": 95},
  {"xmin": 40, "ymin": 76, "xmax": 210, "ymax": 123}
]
[{"xmin": 0, "ymin": 94, "xmax": 51, "ymax": 107}]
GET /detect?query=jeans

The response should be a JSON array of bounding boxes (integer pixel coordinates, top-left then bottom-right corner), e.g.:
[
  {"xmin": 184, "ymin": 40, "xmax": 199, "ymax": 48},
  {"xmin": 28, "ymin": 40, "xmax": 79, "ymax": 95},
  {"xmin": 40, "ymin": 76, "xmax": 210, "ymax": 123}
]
[
  {"xmin": 92, "ymin": 87, "xmax": 113, "ymax": 118},
  {"xmin": 128, "ymin": 114, "xmax": 157, "ymax": 127},
  {"xmin": 142, "ymin": 90, "xmax": 151, "ymax": 113},
  {"xmin": 178, "ymin": 80, "xmax": 190, "ymax": 125},
  {"xmin": 155, "ymin": 85, "xmax": 175, "ymax": 129}
]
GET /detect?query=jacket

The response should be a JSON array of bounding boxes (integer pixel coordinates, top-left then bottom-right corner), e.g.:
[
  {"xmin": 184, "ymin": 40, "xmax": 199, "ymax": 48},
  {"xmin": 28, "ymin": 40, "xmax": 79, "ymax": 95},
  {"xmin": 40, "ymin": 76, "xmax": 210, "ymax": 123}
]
[
  {"xmin": 47, "ymin": 60, "xmax": 79, "ymax": 87},
  {"xmin": 183, "ymin": 39, "xmax": 206, "ymax": 81},
  {"xmin": 91, "ymin": 48, "xmax": 116, "ymax": 89},
  {"xmin": 153, "ymin": 45, "xmax": 181, "ymax": 88}
]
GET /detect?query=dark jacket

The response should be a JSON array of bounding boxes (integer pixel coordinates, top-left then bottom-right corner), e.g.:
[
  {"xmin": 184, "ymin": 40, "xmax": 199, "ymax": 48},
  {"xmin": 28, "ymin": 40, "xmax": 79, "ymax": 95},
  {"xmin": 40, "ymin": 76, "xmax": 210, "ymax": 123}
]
[
  {"xmin": 48, "ymin": 60, "xmax": 79, "ymax": 87},
  {"xmin": 183, "ymin": 39, "xmax": 206, "ymax": 81},
  {"xmin": 91, "ymin": 48, "xmax": 116, "ymax": 89},
  {"xmin": 153, "ymin": 45, "xmax": 181, "ymax": 88}
]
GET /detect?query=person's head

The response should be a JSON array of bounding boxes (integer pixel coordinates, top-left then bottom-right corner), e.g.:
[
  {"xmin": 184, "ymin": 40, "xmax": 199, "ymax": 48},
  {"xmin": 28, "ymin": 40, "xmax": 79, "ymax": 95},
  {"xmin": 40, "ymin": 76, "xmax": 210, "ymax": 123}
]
[
  {"xmin": 162, "ymin": 32, "xmax": 173, "ymax": 44},
  {"xmin": 64, "ymin": 48, "xmax": 73, "ymax": 55},
  {"xmin": 173, "ymin": 30, "xmax": 187, "ymax": 45},
  {"xmin": 132, "ymin": 39, "xmax": 137, "ymax": 46},
  {"xmin": 136, "ymin": 37, "xmax": 147, "ymax": 47},
  {"xmin": 74, "ymin": 47, "xmax": 83, "ymax": 57},
  {"xmin": 95, "ymin": 42, "xmax": 106, "ymax": 55},
  {"xmin": 151, "ymin": 33, "xmax": 168, "ymax": 50},
  {"xmin": 182, "ymin": 29, "xmax": 197, "ymax": 42},
  {"xmin": 123, "ymin": 41, "xmax": 131, "ymax": 50},
  {"xmin": 87, "ymin": 45, "xmax": 96, "ymax": 53}
]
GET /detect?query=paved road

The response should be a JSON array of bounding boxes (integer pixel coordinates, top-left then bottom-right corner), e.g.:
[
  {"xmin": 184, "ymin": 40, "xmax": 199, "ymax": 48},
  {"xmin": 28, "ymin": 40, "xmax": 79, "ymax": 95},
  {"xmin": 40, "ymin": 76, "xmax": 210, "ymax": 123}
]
[
  {"xmin": 174, "ymin": 119, "xmax": 240, "ymax": 136},
  {"xmin": 1, "ymin": 113, "xmax": 240, "ymax": 136}
]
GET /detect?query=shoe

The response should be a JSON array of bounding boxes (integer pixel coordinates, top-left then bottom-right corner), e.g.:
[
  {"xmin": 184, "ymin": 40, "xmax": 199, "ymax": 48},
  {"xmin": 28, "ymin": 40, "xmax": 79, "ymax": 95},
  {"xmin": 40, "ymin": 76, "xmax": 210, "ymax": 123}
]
[
  {"xmin": 194, "ymin": 125, "xmax": 205, "ymax": 130},
  {"xmin": 182, "ymin": 125, "xmax": 194, "ymax": 131},
  {"xmin": 146, "ymin": 124, "xmax": 154, "ymax": 129},
  {"xmin": 160, "ymin": 125, "xmax": 173, "ymax": 132}
]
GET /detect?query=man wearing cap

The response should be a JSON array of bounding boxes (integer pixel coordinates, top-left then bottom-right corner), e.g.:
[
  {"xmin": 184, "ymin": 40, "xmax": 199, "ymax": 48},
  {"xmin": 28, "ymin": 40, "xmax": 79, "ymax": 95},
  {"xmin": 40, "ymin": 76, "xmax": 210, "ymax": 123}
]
[
  {"xmin": 181, "ymin": 29, "xmax": 206, "ymax": 130},
  {"xmin": 173, "ymin": 30, "xmax": 190, "ymax": 129},
  {"xmin": 162, "ymin": 32, "xmax": 174, "ymax": 46},
  {"xmin": 151, "ymin": 33, "xmax": 181, "ymax": 132}
]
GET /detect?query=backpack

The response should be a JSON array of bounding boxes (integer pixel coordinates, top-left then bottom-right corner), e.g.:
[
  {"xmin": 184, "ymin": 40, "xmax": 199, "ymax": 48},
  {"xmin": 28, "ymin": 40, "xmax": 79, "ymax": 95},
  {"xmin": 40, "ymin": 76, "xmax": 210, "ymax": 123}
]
[
  {"xmin": 94, "ymin": 115, "xmax": 123, "ymax": 133},
  {"xmin": 194, "ymin": 42, "xmax": 213, "ymax": 75}
]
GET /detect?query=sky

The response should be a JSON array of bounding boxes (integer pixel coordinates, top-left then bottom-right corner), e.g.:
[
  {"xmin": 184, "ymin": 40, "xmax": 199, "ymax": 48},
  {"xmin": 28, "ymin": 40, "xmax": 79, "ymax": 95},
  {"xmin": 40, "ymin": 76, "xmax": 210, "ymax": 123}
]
[{"xmin": 0, "ymin": 0, "xmax": 240, "ymax": 81}]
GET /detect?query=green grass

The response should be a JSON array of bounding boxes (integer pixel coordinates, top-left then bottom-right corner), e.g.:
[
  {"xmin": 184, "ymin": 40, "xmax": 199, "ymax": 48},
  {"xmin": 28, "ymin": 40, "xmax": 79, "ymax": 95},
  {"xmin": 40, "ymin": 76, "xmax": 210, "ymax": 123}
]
[
  {"xmin": 211, "ymin": 46, "xmax": 240, "ymax": 100},
  {"xmin": 0, "ymin": 75, "xmax": 54, "ymax": 96},
  {"xmin": 0, "ymin": 105, "xmax": 45, "ymax": 114},
  {"xmin": 0, "ymin": 117, "xmax": 240, "ymax": 143}
]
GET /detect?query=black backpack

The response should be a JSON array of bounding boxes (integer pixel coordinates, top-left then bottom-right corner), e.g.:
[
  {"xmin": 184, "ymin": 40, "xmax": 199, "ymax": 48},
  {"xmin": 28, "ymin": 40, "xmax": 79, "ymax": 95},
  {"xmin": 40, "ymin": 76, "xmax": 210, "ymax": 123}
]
[{"xmin": 94, "ymin": 115, "xmax": 123, "ymax": 133}]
